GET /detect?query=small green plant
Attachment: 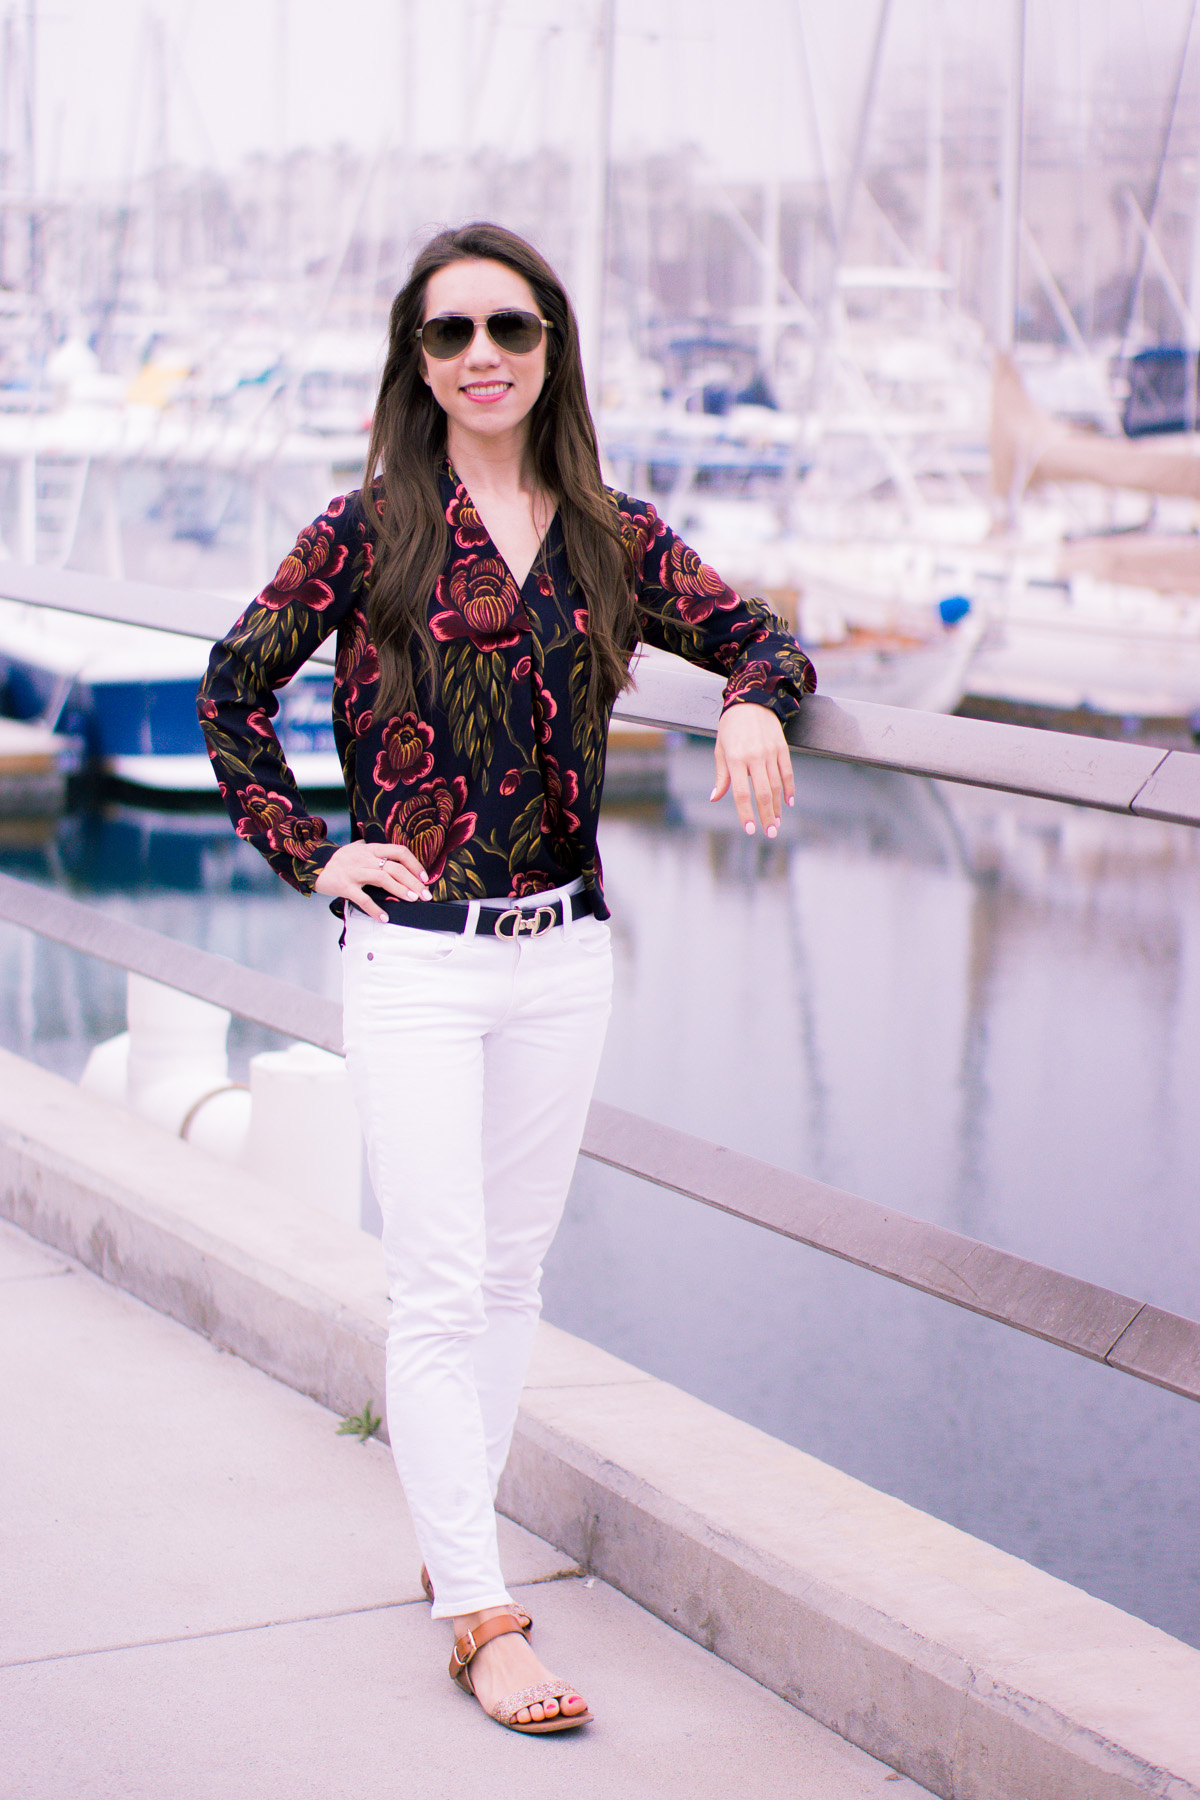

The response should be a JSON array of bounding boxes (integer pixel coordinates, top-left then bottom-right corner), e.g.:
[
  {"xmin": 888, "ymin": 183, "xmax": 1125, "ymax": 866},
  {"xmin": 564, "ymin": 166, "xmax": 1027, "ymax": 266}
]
[{"xmin": 337, "ymin": 1400, "xmax": 383, "ymax": 1442}]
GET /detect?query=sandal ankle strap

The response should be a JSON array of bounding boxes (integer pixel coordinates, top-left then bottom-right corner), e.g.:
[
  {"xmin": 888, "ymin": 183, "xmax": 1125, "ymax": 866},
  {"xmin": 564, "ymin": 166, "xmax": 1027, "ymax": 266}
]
[{"xmin": 450, "ymin": 1612, "xmax": 528, "ymax": 1676}]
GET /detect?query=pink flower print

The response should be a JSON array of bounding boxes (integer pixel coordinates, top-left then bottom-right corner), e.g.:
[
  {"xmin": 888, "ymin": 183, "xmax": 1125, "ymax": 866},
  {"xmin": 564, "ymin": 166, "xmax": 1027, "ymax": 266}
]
[
  {"xmin": 384, "ymin": 777, "xmax": 477, "ymax": 884},
  {"xmin": 258, "ymin": 520, "xmax": 346, "ymax": 612},
  {"xmin": 660, "ymin": 539, "xmax": 738, "ymax": 625},
  {"xmin": 374, "ymin": 712, "xmax": 435, "ymax": 790},
  {"xmin": 531, "ymin": 669, "xmax": 557, "ymax": 744},
  {"xmin": 430, "ymin": 555, "xmax": 529, "ymax": 652},
  {"xmin": 234, "ymin": 785, "xmax": 326, "ymax": 857},
  {"xmin": 510, "ymin": 870, "xmax": 555, "ymax": 898},
  {"xmin": 539, "ymin": 755, "xmax": 581, "ymax": 851},
  {"xmin": 246, "ymin": 709, "xmax": 277, "ymax": 739},
  {"xmin": 336, "ymin": 610, "xmax": 380, "ymax": 706},
  {"xmin": 722, "ymin": 661, "xmax": 775, "ymax": 701},
  {"xmin": 446, "ymin": 485, "xmax": 491, "ymax": 549}
]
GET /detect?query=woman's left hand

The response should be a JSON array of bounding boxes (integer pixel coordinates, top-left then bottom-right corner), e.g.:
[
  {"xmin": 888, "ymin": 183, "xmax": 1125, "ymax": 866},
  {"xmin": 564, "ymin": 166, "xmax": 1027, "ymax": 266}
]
[{"xmin": 711, "ymin": 704, "xmax": 795, "ymax": 837}]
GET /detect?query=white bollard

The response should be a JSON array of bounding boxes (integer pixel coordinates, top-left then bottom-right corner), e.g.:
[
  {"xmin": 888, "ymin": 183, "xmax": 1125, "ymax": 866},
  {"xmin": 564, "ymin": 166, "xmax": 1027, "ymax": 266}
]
[
  {"xmin": 81, "ymin": 975, "xmax": 251, "ymax": 1159},
  {"xmin": 247, "ymin": 1042, "xmax": 363, "ymax": 1226},
  {"xmin": 182, "ymin": 1086, "xmax": 252, "ymax": 1165},
  {"xmin": 80, "ymin": 1031, "xmax": 131, "ymax": 1106},
  {"xmin": 123, "ymin": 973, "xmax": 237, "ymax": 1137},
  {"xmin": 78, "ymin": 979, "xmax": 355, "ymax": 1205},
  {"xmin": 125, "ymin": 974, "xmax": 229, "ymax": 1103}
]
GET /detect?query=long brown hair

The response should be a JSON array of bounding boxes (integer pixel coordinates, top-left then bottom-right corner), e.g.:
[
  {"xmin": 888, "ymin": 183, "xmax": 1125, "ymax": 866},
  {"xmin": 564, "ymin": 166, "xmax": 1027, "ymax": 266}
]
[{"xmin": 361, "ymin": 222, "xmax": 637, "ymax": 731}]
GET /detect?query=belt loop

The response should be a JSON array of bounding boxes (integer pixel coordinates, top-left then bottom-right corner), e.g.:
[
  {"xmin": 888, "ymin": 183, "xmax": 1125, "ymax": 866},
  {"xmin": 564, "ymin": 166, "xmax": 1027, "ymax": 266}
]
[
  {"xmin": 464, "ymin": 900, "xmax": 481, "ymax": 938},
  {"xmin": 561, "ymin": 891, "xmax": 575, "ymax": 939}
]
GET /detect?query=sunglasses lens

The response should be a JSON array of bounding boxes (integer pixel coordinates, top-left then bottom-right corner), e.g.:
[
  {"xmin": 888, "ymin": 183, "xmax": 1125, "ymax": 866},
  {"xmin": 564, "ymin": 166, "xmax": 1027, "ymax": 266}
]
[
  {"xmin": 487, "ymin": 311, "xmax": 544, "ymax": 354},
  {"xmin": 418, "ymin": 312, "xmax": 546, "ymax": 359},
  {"xmin": 421, "ymin": 316, "xmax": 474, "ymax": 359}
]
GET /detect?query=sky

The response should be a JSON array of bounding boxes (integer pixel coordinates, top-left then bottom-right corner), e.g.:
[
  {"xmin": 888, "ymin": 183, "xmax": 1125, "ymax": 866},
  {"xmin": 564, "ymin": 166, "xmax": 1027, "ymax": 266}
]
[{"xmin": 19, "ymin": 0, "xmax": 1200, "ymax": 192}]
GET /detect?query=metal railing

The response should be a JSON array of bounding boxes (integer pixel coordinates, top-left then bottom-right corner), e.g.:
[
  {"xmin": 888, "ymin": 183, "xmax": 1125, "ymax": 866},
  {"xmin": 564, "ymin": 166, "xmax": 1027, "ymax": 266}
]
[
  {"xmin": 1, "ymin": 563, "xmax": 1198, "ymax": 1405},
  {"xmin": 619, "ymin": 645, "xmax": 1200, "ymax": 828},
  {"xmin": 1, "ymin": 867, "xmax": 1197, "ymax": 1406},
  {"xmin": 2, "ymin": 560, "xmax": 1199, "ymax": 824}
]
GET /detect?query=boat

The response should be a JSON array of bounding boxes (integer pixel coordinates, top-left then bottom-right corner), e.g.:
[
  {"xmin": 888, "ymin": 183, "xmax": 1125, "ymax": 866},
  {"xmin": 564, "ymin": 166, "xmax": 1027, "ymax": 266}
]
[
  {"xmin": 0, "ymin": 715, "xmax": 76, "ymax": 814},
  {"xmin": 0, "ymin": 598, "xmax": 340, "ymax": 792}
]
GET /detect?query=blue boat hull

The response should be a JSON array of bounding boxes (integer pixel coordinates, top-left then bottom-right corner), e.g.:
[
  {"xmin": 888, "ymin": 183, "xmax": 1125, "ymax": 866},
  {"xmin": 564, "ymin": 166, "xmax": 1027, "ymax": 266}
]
[{"xmin": 0, "ymin": 653, "xmax": 342, "ymax": 792}]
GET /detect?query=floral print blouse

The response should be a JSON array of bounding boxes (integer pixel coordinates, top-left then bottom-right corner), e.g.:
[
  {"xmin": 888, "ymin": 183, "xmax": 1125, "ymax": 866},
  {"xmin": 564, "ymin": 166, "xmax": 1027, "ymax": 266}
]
[{"xmin": 197, "ymin": 465, "xmax": 817, "ymax": 918}]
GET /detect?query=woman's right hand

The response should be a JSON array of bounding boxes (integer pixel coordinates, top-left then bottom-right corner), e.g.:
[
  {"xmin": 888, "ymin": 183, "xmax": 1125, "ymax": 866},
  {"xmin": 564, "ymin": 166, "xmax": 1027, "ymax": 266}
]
[{"xmin": 314, "ymin": 841, "xmax": 432, "ymax": 922}]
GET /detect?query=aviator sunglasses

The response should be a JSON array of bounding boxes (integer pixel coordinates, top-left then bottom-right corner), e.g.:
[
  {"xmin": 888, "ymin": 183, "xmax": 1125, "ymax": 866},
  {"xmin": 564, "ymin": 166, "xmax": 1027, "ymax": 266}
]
[{"xmin": 414, "ymin": 309, "xmax": 552, "ymax": 360}]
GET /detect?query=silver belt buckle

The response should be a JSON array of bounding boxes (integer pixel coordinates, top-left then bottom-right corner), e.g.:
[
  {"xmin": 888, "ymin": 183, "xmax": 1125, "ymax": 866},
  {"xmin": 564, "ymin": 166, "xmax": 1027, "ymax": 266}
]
[{"xmin": 495, "ymin": 904, "xmax": 557, "ymax": 939}]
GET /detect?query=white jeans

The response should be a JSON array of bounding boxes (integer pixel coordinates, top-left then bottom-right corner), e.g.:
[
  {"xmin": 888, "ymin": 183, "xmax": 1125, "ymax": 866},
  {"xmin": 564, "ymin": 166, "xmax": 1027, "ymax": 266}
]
[{"xmin": 341, "ymin": 898, "xmax": 613, "ymax": 1619}]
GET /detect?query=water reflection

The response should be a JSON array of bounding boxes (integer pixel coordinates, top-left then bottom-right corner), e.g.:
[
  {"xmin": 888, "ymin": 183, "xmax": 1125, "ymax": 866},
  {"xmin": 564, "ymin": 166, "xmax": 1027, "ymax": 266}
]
[
  {"xmin": 0, "ymin": 794, "xmax": 345, "ymax": 1080},
  {"xmin": 0, "ymin": 758, "xmax": 1197, "ymax": 1645},
  {"xmin": 583, "ymin": 743, "xmax": 1200, "ymax": 1314}
]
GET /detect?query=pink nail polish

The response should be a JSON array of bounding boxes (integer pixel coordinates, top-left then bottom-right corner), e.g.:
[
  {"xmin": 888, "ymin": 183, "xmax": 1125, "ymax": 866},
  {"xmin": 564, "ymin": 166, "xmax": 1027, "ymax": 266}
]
[
  {"xmin": 709, "ymin": 788, "xmax": 717, "ymax": 800},
  {"xmin": 745, "ymin": 821, "xmax": 755, "ymax": 835}
]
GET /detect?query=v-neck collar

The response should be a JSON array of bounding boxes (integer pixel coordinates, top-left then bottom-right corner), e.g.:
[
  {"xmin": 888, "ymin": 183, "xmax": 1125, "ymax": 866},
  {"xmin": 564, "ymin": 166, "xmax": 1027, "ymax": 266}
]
[{"xmin": 445, "ymin": 459, "xmax": 558, "ymax": 595}]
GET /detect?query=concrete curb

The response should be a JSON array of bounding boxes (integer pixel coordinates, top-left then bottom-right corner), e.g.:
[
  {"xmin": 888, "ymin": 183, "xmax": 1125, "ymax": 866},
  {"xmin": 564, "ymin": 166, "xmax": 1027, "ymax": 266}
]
[{"xmin": 2, "ymin": 1048, "xmax": 1197, "ymax": 1800}]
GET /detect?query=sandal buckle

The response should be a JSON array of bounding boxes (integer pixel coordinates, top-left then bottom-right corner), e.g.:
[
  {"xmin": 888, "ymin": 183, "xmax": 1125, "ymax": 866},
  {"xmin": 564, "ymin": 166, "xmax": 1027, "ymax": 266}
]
[{"xmin": 451, "ymin": 1629, "xmax": 476, "ymax": 1671}]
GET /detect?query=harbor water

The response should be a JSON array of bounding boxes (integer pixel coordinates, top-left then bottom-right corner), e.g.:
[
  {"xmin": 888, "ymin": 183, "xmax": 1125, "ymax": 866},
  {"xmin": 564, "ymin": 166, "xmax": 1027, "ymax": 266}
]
[{"xmin": 1, "ymin": 744, "xmax": 1198, "ymax": 1648}]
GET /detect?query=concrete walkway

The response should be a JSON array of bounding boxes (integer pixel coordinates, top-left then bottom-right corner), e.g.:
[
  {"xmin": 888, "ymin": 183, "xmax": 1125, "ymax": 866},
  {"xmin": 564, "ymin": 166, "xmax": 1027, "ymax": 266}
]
[{"xmin": 0, "ymin": 1218, "xmax": 932, "ymax": 1800}]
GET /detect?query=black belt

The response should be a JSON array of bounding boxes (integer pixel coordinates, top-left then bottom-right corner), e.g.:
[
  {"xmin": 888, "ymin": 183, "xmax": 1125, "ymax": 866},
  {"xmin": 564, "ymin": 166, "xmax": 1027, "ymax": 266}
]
[{"xmin": 366, "ymin": 887, "xmax": 597, "ymax": 938}]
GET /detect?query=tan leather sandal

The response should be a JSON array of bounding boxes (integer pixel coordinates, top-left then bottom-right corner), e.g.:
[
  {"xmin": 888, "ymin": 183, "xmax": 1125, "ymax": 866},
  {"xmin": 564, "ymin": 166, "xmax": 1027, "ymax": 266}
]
[
  {"xmin": 449, "ymin": 1613, "xmax": 592, "ymax": 1735},
  {"xmin": 420, "ymin": 1564, "xmax": 532, "ymax": 1634}
]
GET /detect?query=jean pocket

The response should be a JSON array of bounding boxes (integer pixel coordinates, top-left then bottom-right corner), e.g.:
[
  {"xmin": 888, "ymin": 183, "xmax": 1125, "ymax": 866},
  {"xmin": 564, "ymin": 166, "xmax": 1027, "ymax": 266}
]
[
  {"xmin": 374, "ymin": 926, "xmax": 459, "ymax": 964},
  {"xmin": 569, "ymin": 918, "xmax": 613, "ymax": 957},
  {"xmin": 348, "ymin": 911, "xmax": 459, "ymax": 966}
]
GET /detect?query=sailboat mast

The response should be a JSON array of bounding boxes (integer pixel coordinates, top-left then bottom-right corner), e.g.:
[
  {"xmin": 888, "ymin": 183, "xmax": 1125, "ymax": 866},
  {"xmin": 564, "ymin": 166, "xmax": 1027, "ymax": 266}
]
[
  {"xmin": 397, "ymin": 0, "xmax": 416, "ymax": 268},
  {"xmin": 149, "ymin": 11, "xmax": 169, "ymax": 289},
  {"xmin": 1118, "ymin": 0, "xmax": 1198, "ymax": 358},
  {"xmin": 803, "ymin": 0, "xmax": 893, "ymax": 442},
  {"xmin": 24, "ymin": 0, "xmax": 37, "ymax": 296},
  {"xmin": 276, "ymin": 0, "xmax": 290, "ymax": 281},
  {"xmin": 996, "ymin": 0, "xmax": 1025, "ymax": 353},
  {"xmin": 835, "ymin": 0, "xmax": 893, "ymax": 259},
  {"xmin": 576, "ymin": 0, "xmax": 615, "ymax": 409},
  {"xmin": 923, "ymin": 0, "xmax": 943, "ymax": 324},
  {"xmin": 1189, "ymin": 169, "xmax": 1200, "ymax": 355},
  {"xmin": 760, "ymin": 174, "xmax": 781, "ymax": 387},
  {"xmin": 0, "ymin": 12, "xmax": 13, "ymax": 287}
]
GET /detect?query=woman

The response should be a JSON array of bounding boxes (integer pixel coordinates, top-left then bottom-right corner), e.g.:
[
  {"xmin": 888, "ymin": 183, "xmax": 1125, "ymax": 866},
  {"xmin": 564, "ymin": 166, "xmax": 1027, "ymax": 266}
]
[{"xmin": 198, "ymin": 222, "xmax": 816, "ymax": 1735}]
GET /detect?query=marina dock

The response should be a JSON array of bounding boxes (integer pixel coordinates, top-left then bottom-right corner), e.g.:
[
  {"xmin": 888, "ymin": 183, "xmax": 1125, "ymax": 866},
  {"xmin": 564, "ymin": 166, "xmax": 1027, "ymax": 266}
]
[
  {"xmin": 5, "ymin": 4, "xmax": 1200, "ymax": 1792},
  {"xmin": 2, "ymin": 1037, "xmax": 1197, "ymax": 1800},
  {"xmin": 1, "ymin": 1213, "xmax": 935, "ymax": 1800}
]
